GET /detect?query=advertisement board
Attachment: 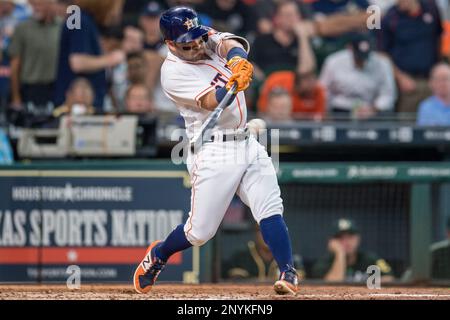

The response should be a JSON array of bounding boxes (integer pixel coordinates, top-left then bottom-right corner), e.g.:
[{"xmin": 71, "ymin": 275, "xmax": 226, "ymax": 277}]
[{"xmin": 0, "ymin": 169, "xmax": 196, "ymax": 283}]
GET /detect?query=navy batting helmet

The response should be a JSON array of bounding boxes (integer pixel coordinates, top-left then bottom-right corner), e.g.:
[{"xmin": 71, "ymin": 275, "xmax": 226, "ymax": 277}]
[{"xmin": 159, "ymin": 6, "xmax": 209, "ymax": 43}]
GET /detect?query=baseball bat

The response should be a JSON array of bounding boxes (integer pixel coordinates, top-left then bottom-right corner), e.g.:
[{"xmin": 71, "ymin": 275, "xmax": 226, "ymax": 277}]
[{"xmin": 190, "ymin": 82, "xmax": 238, "ymax": 153}]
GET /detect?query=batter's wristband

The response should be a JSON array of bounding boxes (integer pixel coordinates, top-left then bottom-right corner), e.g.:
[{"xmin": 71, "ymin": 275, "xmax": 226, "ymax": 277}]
[
  {"xmin": 226, "ymin": 47, "xmax": 248, "ymax": 60},
  {"xmin": 215, "ymin": 86, "xmax": 236, "ymax": 106}
]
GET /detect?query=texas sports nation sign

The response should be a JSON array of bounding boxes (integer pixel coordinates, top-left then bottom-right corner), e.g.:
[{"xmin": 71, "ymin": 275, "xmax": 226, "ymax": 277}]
[{"xmin": 0, "ymin": 170, "xmax": 195, "ymax": 283}]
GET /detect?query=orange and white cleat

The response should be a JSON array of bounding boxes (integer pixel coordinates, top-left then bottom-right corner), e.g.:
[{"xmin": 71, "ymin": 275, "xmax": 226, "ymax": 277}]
[
  {"xmin": 133, "ymin": 240, "xmax": 165, "ymax": 294},
  {"xmin": 274, "ymin": 268, "xmax": 299, "ymax": 295}
]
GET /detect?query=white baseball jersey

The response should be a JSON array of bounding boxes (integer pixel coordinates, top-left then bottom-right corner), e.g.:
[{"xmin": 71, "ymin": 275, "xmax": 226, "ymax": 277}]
[
  {"xmin": 161, "ymin": 30, "xmax": 249, "ymax": 141},
  {"xmin": 160, "ymin": 30, "xmax": 283, "ymax": 247}
]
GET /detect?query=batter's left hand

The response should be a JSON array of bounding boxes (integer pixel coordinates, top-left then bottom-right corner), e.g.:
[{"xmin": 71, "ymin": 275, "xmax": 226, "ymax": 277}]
[
  {"xmin": 227, "ymin": 56, "xmax": 252, "ymax": 74},
  {"xmin": 226, "ymin": 73, "xmax": 252, "ymax": 92},
  {"xmin": 226, "ymin": 57, "xmax": 253, "ymax": 92}
]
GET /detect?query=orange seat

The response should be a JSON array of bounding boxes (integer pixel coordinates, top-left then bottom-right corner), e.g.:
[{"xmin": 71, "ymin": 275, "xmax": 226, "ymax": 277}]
[{"xmin": 441, "ymin": 21, "xmax": 450, "ymax": 57}]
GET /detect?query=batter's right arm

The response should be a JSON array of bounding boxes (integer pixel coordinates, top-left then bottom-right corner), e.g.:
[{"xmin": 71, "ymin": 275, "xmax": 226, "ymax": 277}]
[
  {"xmin": 199, "ymin": 40, "xmax": 253, "ymax": 111},
  {"xmin": 199, "ymin": 91, "xmax": 222, "ymax": 111},
  {"xmin": 198, "ymin": 80, "xmax": 240, "ymax": 111}
]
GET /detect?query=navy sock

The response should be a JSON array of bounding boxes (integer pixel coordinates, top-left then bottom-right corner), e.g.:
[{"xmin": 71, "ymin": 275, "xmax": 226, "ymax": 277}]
[
  {"xmin": 259, "ymin": 215, "xmax": 294, "ymax": 273},
  {"xmin": 155, "ymin": 224, "xmax": 192, "ymax": 262}
]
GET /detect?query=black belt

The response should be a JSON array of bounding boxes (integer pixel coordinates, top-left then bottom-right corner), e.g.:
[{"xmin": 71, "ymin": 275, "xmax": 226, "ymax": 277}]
[{"xmin": 206, "ymin": 129, "xmax": 249, "ymax": 143}]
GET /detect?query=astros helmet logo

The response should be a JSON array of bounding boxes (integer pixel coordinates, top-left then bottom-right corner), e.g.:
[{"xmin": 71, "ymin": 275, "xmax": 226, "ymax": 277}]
[{"xmin": 184, "ymin": 17, "xmax": 199, "ymax": 30}]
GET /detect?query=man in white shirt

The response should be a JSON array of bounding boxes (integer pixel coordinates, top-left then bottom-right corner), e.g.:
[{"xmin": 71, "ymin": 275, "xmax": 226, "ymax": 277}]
[{"xmin": 320, "ymin": 33, "xmax": 397, "ymax": 120}]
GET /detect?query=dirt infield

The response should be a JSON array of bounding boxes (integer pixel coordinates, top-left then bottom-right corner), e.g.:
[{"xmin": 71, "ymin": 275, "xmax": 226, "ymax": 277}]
[{"xmin": 0, "ymin": 284, "xmax": 449, "ymax": 300}]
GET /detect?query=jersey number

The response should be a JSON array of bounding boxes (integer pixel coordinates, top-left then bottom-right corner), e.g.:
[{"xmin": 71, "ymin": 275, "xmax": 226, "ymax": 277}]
[{"xmin": 211, "ymin": 73, "xmax": 228, "ymax": 89}]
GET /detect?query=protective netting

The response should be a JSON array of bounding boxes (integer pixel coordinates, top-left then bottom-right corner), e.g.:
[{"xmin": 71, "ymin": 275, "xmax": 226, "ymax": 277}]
[{"xmin": 281, "ymin": 183, "xmax": 410, "ymax": 279}]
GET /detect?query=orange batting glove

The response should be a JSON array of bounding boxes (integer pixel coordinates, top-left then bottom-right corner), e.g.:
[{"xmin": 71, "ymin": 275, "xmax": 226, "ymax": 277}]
[
  {"xmin": 226, "ymin": 56, "xmax": 253, "ymax": 92},
  {"xmin": 226, "ymin": 73, "xmax": 251, "ymax": 92}
]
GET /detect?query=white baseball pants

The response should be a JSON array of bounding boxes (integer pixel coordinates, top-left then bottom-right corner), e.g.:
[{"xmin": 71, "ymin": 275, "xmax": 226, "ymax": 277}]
[{"xmin": 184, "ymin": 135, "xmax": 283, "ymax": 246}]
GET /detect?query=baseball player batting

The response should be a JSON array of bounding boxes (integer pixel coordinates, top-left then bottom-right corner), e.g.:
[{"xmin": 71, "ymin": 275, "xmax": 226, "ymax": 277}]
[{"xmin": 133, "ymin": 6, "xmax": 298, "ymax": 295}]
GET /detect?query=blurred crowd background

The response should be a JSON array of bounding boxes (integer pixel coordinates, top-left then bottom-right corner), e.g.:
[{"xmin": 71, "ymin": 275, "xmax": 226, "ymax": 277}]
[{"xmin": 0, "ymin": 0, "xmax": 449, "ymax": 129}]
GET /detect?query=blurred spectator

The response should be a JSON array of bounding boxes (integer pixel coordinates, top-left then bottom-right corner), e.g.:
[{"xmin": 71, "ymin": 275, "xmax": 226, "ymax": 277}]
[
  {"xmin": 320, "ymin": 33, "xmax": 396, "ymax": 120},
  {"xmin": 196, "ymin": 0, "xmax": 255, "ymax": 36},
  {"xmin": 380, "ymin": 0, "xmax": 443, "ymax": 116},
  {"xmin": 122, "ymin": 0, "xmax": 157, "ymax": 26},
  {"xmin": 258, "ymin": 70, "xmax": 326, "ymax": 120},
  {"xmin": 53, "ymin": 77, "xmax": 95, "ymax": 117},
  {"xmin": 104, "ymin": 50, "xmax": 147, "ymax": 110},
  {"xmin": 123, "ymin": 25, "xmax": 144, "ymax": 54},
  {"xmin": 0, "ymin": 126, "xmax": 13, "ymax": 164},
  {"xmin": 100, "ymin": 25, "xmax": 124, "ymax": 53},
  {"xmin": 308, "ymin": 0, "xmax": 371, "ymax": 69},
  {"xmin": 140, "ymin": 1, "xmax": 164, "ymax": 50},
  {"xmin": 264, "ymin": 88, "xmax": 294, "ymax": 122},
  {"xmin": 252, "ymin": 0, "xmax": 313, "ymax": 35},
  {"xmin": 417, "ymin": 63, "xmax": 450, "ymax": 126},
  {"xmin": 125, "ymin": 83, "xmax": 154, "ymax": 114},
  {"xmin": 252, "ymin": 0, "xmax": 278, "ymax": 35},
  {"xmin": 250, "ymin": 0, "xmax": 316, "ymax": 77},
  {"xmin": 127, "ymin": 52, "xmax": 147, "ymax": 85},
  {"xmin": 222, "ymin": 224, "xmax": 305, "ymax": 282},
  {"xmin": 0, "ymin": 0, "xmax": 31, "ymax": 51},
  {"xmin": 311, "ymin": 218, "xmax": 394, "ymax": 283},
  {"xmin": 102, "ymin": 25, "xmax": 144, "ymax": 112},
  {"xmin": 140, "ymin": 1, "xmax": 177, "ymax": 112},
  {"xmin": 0, "ymin": 0, "xmax": 30, "ymax": 37},
  {"xmin": 0, "ymin": 0, "xmax": 30, "ymax": 112},
  {"xmin": 430, "ymin": 217, "xmax": 450, "ymax": 280},
  {"xmin": 100, "ymin": 25, "xmax": 125, "ymax": 112},
  {"xmin": 9, "ymin": 0, "xmax": 62, "ymax": 111},
  {"xmin": 54, "ymin": 0, "xmax": 126, "ymax": 110}
]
